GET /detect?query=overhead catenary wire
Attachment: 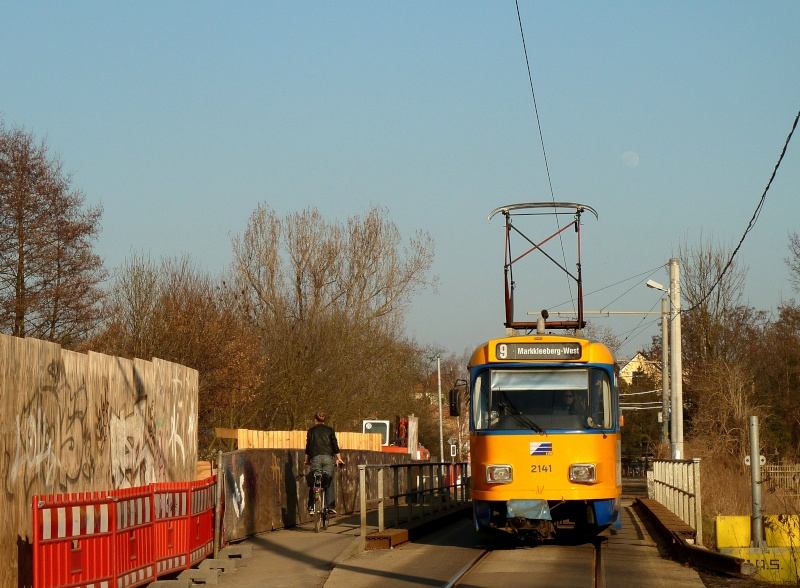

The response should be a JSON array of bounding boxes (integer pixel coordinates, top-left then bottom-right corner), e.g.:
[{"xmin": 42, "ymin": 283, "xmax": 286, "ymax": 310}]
[
  {"xmin": 515, "ymin": 0, "xmax": 574, "ymax": 313},
  {"xmin": 548, "ymin": 265, "xmax": 667, "ymax": 313},
  {"xmin": 543, "ymin": 265, "xmax": 666, "ymax": 353}
]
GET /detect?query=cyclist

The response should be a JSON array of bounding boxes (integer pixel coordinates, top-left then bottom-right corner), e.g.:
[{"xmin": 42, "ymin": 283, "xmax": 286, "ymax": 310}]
[{"xmin": 304, "ymin": 411, "xmax": 345, "ymax": 516}]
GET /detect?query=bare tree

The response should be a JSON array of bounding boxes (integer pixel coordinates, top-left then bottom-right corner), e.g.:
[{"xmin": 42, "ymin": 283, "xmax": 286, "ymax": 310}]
[
  {"xmin": 675, "ymin": 237, "xmax": 779, "ymax": 461},
  {"xmin": 0, "ymin": 123, "xmax": 105, "ymax": 346},
  {"xmin": 678, "ymin": 235, "xmax": 748, "ymax": 365},
  {"xmin": 787, "ymin": 232, "xmax": 800, "ymax": 294},
  {"xmin": 91, "ymin": 252, "xmax": 159, "ymax": 359},
  {"xmin": 581, "ymin": 321, "xmax": 623, "ymax": 359},
  {"xmin": 689, "ymin": 359, "xmax": 765, "ymax": 459},
  {"xmin": 753, "ymin": 302, "xmax": 800, "ymax": 456},
  {"xmin": 230, "ymin": 204, "xmax": 438, "ymax": 432},
  {"xmin": 91, "ymin": 254, "xmax": 265, "ymax": 457},
  {"xmin": 232, "ymin": 205, "xmax": 436, "ymax": 330}
]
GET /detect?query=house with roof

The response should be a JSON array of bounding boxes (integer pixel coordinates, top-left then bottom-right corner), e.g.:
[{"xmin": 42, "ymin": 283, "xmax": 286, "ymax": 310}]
[{"xmin": 618, "ymin": 352, "xmax": 662, "ymax": 385}]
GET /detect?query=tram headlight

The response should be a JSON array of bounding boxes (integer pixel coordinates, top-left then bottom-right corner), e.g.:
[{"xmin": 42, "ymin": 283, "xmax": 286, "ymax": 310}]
[
  {"xmin": 486, "ymin": 464, "xmax": 513, "ymax": 484},
  {"xmin": 569, "ymin": 463, "xmax": 596, "ymax": 484}
]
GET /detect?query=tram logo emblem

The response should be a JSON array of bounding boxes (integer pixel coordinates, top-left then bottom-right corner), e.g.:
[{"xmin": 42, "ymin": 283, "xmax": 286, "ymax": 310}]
[{"xmin": 530, "ymin": 442, "xmax": 552, "ymax": 456}]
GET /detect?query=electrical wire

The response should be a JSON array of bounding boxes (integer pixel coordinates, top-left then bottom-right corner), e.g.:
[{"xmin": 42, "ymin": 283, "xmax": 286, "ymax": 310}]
[
  {"xmin": 685, "ymin": 109, "xmax": 800, "ymax": 313},
  {"xmin": 620, "ymin": 389, "xmax": 661, "ymax": 396}
]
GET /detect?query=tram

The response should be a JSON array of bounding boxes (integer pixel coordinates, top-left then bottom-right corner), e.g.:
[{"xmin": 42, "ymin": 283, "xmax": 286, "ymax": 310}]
[{"xmin": 465, "ymin": 203, "xmax": 621, "ymax": 538}]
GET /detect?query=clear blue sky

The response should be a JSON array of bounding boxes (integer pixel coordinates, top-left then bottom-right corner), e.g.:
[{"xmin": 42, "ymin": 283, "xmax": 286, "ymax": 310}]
[{"xmin": 2, "ymin": 2, "xmax": 798, "ymax": 361}]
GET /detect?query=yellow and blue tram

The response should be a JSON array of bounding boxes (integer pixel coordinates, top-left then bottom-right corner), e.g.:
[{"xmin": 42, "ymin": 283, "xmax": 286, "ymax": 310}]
[{"xmin": 468, "ymin": 331, "xmax": 621, "ymax": 537}]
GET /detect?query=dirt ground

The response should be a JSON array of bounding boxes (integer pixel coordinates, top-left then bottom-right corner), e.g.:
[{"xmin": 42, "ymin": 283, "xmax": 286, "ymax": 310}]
[{"xmin": 698, "ymin": 570, "xmax": 783, "ymax": 588}]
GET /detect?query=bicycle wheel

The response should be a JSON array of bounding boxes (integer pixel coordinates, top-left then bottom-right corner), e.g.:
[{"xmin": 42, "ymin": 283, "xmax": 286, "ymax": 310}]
[
  {"xmin": 314, "ymin": 490, "xmax": 324, "ymax": 533},
  {"xmin": 321, "ymin": 489, "xmax": 329, "ymax": 530}
]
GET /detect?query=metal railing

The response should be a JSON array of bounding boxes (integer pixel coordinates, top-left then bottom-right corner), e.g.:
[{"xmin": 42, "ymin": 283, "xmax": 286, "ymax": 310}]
[
  {"xmin": 649, "ymin": 458, "xmax": 703, "ymax": 545},
  {"xmin": 621, "ymin": 456, "xmax": 652, "ymax": 478},
  {"xmin": 358, "ymin": 462, "xmax": 470, "ymax": 540}
]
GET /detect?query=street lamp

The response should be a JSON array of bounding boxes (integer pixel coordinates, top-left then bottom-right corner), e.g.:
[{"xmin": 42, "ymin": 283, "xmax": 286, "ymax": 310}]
[
  {"xmin": 645, "ymin": 258, "xmax": 683, "ymax": 459},
  {"xmin": 425, "ymin": 355, "xmax": 446, "ymax": 463}
]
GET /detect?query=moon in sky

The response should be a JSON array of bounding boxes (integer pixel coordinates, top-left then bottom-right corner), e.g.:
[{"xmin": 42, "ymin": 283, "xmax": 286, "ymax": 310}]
[{"xmin": 622, "ymin": 151, "xmax": 640, "ymax": 168}]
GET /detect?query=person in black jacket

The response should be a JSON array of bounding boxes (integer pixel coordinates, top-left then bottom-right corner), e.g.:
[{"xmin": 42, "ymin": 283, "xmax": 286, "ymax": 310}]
[{"xmin": 304, "ymin": 412, "xmax": 345, "ymax": 515}]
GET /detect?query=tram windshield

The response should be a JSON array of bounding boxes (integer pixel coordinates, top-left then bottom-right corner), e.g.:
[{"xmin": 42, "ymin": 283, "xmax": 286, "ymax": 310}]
[{"xmin": 472, "ymin": 368, "xmax": 612, "ymax": 431}]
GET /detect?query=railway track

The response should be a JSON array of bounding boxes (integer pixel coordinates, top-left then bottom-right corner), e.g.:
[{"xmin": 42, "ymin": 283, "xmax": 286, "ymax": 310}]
[
  {"xmin": 324, "ymin": 500, "xmax": 708, "ymax": 588},
  {"xmin": 446, "ymin": 536, "xmax": 607, "ymax": 588}
]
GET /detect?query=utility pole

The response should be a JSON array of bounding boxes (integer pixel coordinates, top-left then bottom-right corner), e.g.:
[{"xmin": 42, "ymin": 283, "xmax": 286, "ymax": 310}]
[
  {"xmin": 669, "ymin": 258, "xmax": 683, "ymax": 459},
  {"xmin": 437, "ymin": 356, "xmax": 444, "ymax": 463},
  {"xmin": 661, "ymin": 297, "xmax": 670, "ymax": 445}
]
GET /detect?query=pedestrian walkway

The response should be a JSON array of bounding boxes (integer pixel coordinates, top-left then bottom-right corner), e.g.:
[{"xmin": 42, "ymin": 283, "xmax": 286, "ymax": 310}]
[
  {"xmin": 213, "ymin": 516, "xmax": 362, "ymax": 588},
  {"xmin": 187, "ymin": 506, "xmax": 469, "ymax": 588}
]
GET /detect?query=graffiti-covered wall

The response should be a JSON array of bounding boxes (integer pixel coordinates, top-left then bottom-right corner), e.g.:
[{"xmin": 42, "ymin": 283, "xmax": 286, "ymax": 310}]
[{"xmin": 0, "ymin": 334, "xmax": 198, "ymax": 588}]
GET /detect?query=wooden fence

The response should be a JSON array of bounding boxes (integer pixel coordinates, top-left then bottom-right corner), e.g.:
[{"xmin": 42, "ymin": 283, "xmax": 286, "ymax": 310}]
[
  {"xmin": 0, "ymin": 333, "xmax": 199, "ymax": 588},
  {"xmin": 763, "ymin": 464, "xmax": 800, "ymax": 496},
  {"xmin": 215, "ymin": 427, "xmax": 383, "ymax": 452}
]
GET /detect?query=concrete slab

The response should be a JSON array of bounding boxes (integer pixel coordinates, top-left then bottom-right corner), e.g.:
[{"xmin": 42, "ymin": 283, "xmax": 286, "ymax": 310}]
[
  {"xmin": 177, "ymin": 567, "xmax": 221, "ymax": 585},
  {"xmin": 218, "ymin": 544, "xmax": 253, "ymax": 559},
  {"xmin": 198, "ymin": 558, "xmax": 237, "ymax": 573},
  {"xmin": 149, "ymin": 581, "xmax": 190, "ymax": 588}
]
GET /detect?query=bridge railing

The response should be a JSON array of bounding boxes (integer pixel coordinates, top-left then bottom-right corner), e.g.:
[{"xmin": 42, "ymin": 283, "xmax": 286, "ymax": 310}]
[
  {"xmin": 648, "ymin": 458, "xmax": 703, "ymax": 546},
  {"xmin": 357, "ymin": 462, "xmax": 470, "ymax": 540}
]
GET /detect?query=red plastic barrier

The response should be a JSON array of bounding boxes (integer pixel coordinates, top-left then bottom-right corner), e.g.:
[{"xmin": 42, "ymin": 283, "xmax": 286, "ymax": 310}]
[
  {"xmin": 32, "ymin": 492, "xmax": 115, "ymax": 588},
  {"xmin": 33, "ymin": 478, "xmax": 219, "ymax": 587},
  {"xmin": 111, "ymin": 486, "xmax": 155, "ymax": 588},
  {"xmin": 187, "ymin": 476, "xmax": 216, "ymax": 566},
  {"xmin": 152, "ymin": 482, "xmax": 191, "ymax": 577}
]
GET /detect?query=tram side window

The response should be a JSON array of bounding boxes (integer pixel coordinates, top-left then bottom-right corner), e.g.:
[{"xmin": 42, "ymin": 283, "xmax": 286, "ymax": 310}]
[
  {"xmin": 591, "ymin": 370, "xmax": 613, "ymax": 429},
  {"xmin": 472, "ymin": 372, "xmax": 490, "ymax": 430}
]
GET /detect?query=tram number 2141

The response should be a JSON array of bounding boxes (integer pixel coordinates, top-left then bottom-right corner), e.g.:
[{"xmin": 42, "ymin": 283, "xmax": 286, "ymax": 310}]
[{"xmin": 531, "ymin": 464, "xmax": 552, "ymax": 473}]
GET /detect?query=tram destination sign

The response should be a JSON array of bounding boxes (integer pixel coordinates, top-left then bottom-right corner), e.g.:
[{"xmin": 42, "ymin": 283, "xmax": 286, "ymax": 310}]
[{"xmin": 496, "ymin": 342, "xmax": 582, "ymax": 360}]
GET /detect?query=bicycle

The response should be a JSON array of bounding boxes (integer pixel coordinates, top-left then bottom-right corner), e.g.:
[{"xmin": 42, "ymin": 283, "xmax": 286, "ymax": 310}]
[{"xmin": 307, "ymin": 468, "xmax": 332, "ymax": 533}]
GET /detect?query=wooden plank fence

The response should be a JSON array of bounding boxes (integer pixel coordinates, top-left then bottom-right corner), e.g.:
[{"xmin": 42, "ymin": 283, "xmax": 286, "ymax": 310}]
[
  {"xmin": 0, "ymin": 333, "xmax": 199, "ymax": 588},
  {"xmin": 216, "ymin": 428, "xmax": 383, "ymax": 452},
  {"xmin": 763, "ymin": 464, "xmax": 800, "ymax": 496}
]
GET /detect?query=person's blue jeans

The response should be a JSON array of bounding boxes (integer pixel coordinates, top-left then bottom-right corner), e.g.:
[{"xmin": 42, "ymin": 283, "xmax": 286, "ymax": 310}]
[{"xmin": 308, "ymin": 455, "xmax": 336, "ymax": 511}]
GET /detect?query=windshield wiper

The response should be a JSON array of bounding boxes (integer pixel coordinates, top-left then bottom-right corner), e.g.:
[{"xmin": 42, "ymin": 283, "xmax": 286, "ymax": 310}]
[{"xmin": 497, "ymin": 400, "xmax": 546, "ymax": 434}]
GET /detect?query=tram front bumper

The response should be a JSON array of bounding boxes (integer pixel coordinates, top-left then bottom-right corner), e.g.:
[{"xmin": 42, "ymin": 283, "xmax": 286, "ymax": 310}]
[{"xmin": 507, "ymin": 499, "xmax": 552, "ymax": 521}]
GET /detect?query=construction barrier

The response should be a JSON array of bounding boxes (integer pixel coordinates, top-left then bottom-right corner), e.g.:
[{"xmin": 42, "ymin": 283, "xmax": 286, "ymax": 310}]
[
  {"xmin": 152, "ymin": 482, "xmax": 191, "ymax": 577},
  {"xmin": 188, "ymin": 478, "xmax": 216, "ymax": 567},
  {"xmin": 111, "ymin": 486, "xmax": 156, "ymax": 588},
  {"xmin": 33, "ymin": 477, "xmax": 218, "ymax": 588},
  {"xmin": 33, "ymin": 492, "xmax": 115, "ymax": 588}
]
